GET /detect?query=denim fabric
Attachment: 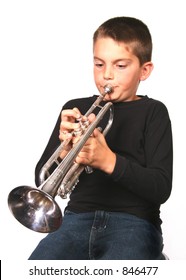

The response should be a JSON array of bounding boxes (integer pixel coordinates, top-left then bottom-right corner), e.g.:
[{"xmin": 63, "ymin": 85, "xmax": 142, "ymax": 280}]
[{"xmin": 28, "ymin": 210, "xmax": 164, "ymax": 260}]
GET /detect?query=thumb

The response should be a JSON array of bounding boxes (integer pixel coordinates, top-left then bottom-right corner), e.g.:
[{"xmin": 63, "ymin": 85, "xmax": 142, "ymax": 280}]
[{"xmin": 93, "ymin": 127, "xmax": 103, "ymax": 138}]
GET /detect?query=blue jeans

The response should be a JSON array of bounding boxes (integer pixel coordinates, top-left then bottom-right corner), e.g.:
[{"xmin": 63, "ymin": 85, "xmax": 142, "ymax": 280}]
[{"xmin": 28, "ymin": 210, "xmax": 164, "ymax": 260}]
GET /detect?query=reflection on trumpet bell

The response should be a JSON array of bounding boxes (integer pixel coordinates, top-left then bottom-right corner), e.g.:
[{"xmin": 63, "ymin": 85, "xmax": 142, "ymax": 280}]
[{"xmin": 8, "ymin": 186, "xmax": 62, "ymax": 233}]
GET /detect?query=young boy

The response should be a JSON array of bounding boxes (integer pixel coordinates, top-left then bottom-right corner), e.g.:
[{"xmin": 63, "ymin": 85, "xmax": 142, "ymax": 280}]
[{"xmin": 29, "ymin": 16, "xmax": 173, "ymax": 260}]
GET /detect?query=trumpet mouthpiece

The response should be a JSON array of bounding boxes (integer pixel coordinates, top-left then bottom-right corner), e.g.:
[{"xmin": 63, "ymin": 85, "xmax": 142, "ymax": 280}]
[{"xmin": 104, "ymin": 84, "xmax": 113, "ymax": 94}]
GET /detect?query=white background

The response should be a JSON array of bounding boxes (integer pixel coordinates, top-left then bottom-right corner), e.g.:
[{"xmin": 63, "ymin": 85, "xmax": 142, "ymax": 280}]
[{"xmin": 0, "ymin": 0, "xmax": 186, "ymax": 272}]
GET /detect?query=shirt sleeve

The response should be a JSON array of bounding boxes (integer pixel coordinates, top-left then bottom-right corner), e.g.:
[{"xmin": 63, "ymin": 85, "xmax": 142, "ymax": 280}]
[{"xmin": 110, "ymin": 102, "xmax": 173, "ymax": 205}]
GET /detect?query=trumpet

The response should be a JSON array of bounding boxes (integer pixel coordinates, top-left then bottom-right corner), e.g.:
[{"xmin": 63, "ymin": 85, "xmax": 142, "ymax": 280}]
[{"xmin": 8, "ymin": 85, "xmax": 114, "ymax": 233}]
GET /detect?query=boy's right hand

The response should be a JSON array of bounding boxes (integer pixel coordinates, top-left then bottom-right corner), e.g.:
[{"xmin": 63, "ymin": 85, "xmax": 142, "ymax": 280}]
[{"xmin": 59, "ymin": 107, "xmax": 82, "ymax": 141}]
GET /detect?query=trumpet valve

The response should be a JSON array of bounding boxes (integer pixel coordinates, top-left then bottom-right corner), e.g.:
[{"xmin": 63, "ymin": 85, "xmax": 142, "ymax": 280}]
[
  {"xmin": 81, "ymin": 119, "xmax": 90, "ymax": 131},
  {"xmin": 73, "ymin": 118, "xmax": 90, "ymax": 136}
]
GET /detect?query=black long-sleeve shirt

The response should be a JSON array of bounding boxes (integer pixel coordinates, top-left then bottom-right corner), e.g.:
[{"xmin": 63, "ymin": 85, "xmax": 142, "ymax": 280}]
[{"xmin": 35, "ymin": 95, "xmax": 173, "ymax": 231}]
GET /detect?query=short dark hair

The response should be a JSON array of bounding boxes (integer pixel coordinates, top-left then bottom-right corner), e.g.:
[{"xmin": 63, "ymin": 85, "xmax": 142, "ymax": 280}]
[{"xmin": 93, "ymin": 17, "xmax": 152, "ymax": 66}]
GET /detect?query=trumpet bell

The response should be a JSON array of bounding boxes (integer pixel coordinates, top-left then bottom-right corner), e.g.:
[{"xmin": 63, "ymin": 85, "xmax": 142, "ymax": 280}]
[{"xmin": 8, "ymin": 186, "xmax": 62, "ymax": 233}]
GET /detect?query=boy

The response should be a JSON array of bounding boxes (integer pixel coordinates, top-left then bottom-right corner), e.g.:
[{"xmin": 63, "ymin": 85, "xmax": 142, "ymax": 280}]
[{"xmin": 29, "ymin": 16, "xmax": 173, "ymax": 259}]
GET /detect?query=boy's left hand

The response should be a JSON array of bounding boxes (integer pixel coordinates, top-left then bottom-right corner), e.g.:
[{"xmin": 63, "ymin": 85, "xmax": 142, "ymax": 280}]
[{"xmin": 75, "ymin": 125, "xmax": 116, "ymax": 175}]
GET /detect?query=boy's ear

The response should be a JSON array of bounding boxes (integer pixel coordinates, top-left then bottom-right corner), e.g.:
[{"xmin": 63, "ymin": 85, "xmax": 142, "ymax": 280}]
[{"xmin": 140, "ymin": 62, "xmax": 154, "ymax": 81}]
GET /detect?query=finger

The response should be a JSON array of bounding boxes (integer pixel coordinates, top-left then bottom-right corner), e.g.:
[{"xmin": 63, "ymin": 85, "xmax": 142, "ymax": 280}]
[
  {"xmin": 72, "ymin": 107, "xmax": 81, "ymax": 118},
  {"xmin": 92, "ymin": 127, "xmax": 102, "ymax": 138},
  {"xmin": 75, "ymin": 152, "xmax": 90, "ymax": 165},
  {"xmin": 59, "ymin": 130, "xmax": 72, "ymax": 142},
  {"xmin": 61, "ymin": 108, "xmax": 81, "ymax": 122},
  {"xmin": 60, "ymin": 120, "xmax": 81, "ymax": 131},
  {"xmin": 88, "ymin": 113, "xmax": 96, "ymax": 123}
]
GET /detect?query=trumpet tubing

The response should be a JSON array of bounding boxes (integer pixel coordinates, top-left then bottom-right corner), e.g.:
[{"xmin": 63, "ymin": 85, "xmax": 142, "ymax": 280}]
[{"xmin": 8, "ymin": 85, "xmax": 114, "ymax": 233}]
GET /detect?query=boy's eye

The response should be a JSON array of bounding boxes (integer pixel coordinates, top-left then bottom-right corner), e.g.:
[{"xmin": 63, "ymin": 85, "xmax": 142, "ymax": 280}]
[
  {"xmin": 94, "ymin": 62, "xmax": 103, "ymax": 68},
  {"xmin": 116, "ymin": 64, "xmax": 127, "ymax": 69}
]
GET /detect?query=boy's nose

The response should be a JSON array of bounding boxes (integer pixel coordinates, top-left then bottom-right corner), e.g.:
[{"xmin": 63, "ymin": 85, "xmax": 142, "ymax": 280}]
[{"xmin": 103, "ymin": 66, "xmax": 114, "ymax": 80}]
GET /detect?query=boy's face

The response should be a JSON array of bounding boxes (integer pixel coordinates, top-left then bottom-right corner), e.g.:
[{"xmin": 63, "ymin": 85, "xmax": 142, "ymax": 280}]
[{"xmin": 93, "ymin": 37, "xmax": 153, "ymax": 102}]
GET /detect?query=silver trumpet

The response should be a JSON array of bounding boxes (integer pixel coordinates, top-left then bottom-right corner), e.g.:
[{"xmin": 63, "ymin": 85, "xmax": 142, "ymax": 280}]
[{"xmin": 8, "ymin": 85, "xmax": 114, "ymax": 233}]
